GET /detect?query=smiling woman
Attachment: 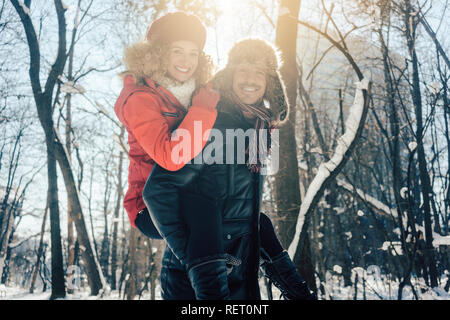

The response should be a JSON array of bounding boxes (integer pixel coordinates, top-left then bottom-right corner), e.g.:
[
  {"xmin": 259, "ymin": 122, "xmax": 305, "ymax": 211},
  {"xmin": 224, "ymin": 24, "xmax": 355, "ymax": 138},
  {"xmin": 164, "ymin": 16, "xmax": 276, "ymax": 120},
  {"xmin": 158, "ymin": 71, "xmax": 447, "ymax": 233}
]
[
  {"xmin": 167, "ymin": 40, "xmax": 200, "ymax": 83},
  {"xmin": 117, "ymin": 11, "xmax": 219, "ymax": 235}
]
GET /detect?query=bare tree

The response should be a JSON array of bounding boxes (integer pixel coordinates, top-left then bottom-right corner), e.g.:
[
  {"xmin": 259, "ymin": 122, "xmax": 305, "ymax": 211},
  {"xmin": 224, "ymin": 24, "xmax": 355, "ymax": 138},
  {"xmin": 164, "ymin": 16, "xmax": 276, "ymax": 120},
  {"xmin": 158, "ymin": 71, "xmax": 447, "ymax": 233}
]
[
  {"xmin": 401, "ymin": 0, "xmax": 438, "ymax": 288},
  {"xmin": 10, "ymin": 0, "xmax": 105, "ymax": 297}
]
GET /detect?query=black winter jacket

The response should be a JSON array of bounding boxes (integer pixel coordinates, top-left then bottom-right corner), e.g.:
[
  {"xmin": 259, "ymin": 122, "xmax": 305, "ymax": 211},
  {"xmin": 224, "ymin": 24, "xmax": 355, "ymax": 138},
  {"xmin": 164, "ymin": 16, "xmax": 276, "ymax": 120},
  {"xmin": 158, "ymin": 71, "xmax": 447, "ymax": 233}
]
[{"xmin": 143, "ymin": 97, "xmax": 263, "ymax": 299}]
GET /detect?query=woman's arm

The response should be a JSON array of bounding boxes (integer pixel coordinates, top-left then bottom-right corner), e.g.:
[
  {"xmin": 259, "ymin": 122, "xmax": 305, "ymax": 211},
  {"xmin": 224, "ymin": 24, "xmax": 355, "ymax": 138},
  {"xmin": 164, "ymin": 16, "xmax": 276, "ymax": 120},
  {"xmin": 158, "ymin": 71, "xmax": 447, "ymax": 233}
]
[{"xmin": 123, "ymin": 87, "xmax": 218, "ymax": 171}]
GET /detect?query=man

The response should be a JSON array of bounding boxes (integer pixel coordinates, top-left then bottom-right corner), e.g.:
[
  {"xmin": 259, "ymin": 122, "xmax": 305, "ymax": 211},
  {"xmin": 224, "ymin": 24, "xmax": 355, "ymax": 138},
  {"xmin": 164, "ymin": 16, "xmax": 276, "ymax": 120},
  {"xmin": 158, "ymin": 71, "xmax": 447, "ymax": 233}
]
[{"xmin": 144, "ymin": 39, "xmax": 315, "ymax": 300}]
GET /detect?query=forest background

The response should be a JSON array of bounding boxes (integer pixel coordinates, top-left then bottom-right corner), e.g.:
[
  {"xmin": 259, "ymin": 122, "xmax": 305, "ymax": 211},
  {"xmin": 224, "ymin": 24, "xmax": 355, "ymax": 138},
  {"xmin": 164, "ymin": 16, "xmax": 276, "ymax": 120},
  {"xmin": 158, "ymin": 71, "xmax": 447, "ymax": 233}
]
[{"xmin": 0, "ymin": 0, "xmax": 449, "ymax": 300}]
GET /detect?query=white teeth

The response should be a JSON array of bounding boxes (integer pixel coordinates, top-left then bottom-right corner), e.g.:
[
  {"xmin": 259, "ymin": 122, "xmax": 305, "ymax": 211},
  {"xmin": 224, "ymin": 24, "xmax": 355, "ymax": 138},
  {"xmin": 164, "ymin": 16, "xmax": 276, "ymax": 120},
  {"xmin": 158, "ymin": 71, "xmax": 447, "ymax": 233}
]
[
  {"xmin": 242, "ymin": 87, "xmax": 257, "ymax": 92},
  {"xmin": 175, "ymin": 66, "xmax": 189, "ymax": 73}
]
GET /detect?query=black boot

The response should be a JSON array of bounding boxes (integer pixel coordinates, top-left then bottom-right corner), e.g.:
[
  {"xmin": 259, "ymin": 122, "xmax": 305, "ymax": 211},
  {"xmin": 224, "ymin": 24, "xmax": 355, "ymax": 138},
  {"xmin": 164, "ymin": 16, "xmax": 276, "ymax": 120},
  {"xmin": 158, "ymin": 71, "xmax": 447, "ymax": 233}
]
[
  {"xmin": 187, "ymin": 257, "xmax": 230, "ymax": 300},
  {"xmin": 261, "ymin": 251, "xmax": 317, "ymax": 300}
]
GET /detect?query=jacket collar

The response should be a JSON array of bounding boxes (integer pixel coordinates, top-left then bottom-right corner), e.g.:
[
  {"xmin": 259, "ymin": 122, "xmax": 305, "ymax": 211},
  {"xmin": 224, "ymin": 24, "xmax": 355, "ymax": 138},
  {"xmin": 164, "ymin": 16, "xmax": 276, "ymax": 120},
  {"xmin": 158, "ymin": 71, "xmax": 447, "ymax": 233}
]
[
  {"xmin": 143, "ymin": 78, "xmax": 186, "ymax": 113},
  {"xmin": 122, "ymin": 75, "xmax": 185, "ymax": 114}
]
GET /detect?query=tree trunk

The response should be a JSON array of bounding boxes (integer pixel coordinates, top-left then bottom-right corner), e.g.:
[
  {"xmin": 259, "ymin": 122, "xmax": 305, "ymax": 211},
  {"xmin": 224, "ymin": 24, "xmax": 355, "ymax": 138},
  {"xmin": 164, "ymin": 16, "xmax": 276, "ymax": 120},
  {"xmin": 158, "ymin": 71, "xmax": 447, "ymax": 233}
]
[
  {"xmin": 0, "ymin": 207, "xmax": 14, "ymax": 283},
  {"xmin": 66, "ymin": 35, "xmax": 76, "ymax": 294},
  {"xmin": 125, "ymin": 227, "xmax": 138, "ymax": 300},
  {"xmin": 404, "ymin": 0, "xmax": 438, "ymax": 287},
  {"xmin": 47, "ymin": 135, "xmax": 66, "ymax": 300},
  {"xmin": 273, "ymin": 0, "xmax": 303, "ymax": 258},
  {"xmin": 54, "ymin": 136, "xmax": 106, "ymax": 294},
  {"xmin": 100, "ymin": 209, "xmax": 110, "ymax": 282},
  {"xmin": 111, "ymin": 128, "xmax": 125, "ymax": 290},
  {"xmin": 30, "ymin": 200, "xmax": 49, "ymax": 293}
]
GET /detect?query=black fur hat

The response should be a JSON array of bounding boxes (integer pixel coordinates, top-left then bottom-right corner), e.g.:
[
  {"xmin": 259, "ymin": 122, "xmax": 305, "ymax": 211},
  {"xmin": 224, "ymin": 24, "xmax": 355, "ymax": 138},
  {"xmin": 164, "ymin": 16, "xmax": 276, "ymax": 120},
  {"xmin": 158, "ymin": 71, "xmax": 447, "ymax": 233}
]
[{"xmin": 213, "ymin": 39, "xmax": 289, "ymax": 127}]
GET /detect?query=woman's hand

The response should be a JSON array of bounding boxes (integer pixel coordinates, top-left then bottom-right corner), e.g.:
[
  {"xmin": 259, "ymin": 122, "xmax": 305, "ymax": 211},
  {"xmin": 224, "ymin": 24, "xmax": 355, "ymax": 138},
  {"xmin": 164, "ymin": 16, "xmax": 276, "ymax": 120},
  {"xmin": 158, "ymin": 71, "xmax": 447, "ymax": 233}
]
[{"xmin": 192, "ymin": 83, "xmax": 220, "ymax": 111}]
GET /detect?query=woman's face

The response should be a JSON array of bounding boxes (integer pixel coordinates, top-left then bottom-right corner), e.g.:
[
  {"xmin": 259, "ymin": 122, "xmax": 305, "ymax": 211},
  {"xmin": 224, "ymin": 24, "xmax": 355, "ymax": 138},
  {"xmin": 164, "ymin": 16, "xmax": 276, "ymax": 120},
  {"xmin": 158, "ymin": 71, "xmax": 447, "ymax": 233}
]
[{"xmin": 166, "ymin": 40, "xmax": 199, "ymax": 83}]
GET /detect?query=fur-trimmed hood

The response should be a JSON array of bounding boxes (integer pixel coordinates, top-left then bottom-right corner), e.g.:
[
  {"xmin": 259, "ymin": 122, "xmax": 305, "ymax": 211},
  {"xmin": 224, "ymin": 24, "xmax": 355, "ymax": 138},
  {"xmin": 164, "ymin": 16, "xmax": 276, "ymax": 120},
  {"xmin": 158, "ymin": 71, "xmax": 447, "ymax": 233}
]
[
  {"xmin": 122, "ymin": 39, "xmax": 214, "ymax": 88},
  {"xmin": 212, "ymin": 39, "xmax": 289, "ymax": 127}
]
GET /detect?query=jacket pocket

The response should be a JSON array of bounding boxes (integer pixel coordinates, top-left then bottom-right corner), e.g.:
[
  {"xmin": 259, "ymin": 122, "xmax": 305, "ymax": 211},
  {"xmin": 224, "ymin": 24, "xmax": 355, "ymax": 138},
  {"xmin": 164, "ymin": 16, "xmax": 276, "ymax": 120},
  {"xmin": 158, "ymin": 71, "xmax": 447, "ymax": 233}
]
[{"xmin": 224, "ymin": 232, "xmax": 252, "ymax": 282}]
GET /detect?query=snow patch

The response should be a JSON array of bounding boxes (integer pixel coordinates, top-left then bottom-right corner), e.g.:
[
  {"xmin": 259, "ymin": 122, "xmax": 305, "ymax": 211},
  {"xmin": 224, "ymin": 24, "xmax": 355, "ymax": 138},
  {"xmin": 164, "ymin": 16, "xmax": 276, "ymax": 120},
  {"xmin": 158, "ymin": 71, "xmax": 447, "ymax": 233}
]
[
  {"xmin": 62, "ymin": 1, "xmax": 69, "ymax": 10},
  {"xmin": 298, "ymin": 161, "xmax": 308, "ymax": 171},
  {"xmin": 412, "ymin": 225, "xmax": 450, "ymax": 247},
  {"xmin": 333, "ymin": 265, "xmax": 342, "ymax": 274},
  {"xmin": 433, "ymin": 234, "xmax": 450, "ymax": 246},
  {"xmin": 400, "ymin": 187, "xmax": 409, "ymax": 199},
  {"xmin": 380, "ymin": 241, "xmax": 403, "ymax": 255},
  {"xmin": 408, "ymin": 141, "xmax": 417, "ymax": 152},
  {"xmin": 278, "ymin": 6, "xmax": 290, "ymax": 17},
  {"xmin": 18, "ymin": 1, "xmax": 31, "ymax": 16},
  {"xmin": 427, "ymin": 81, "xmax": 440, "ymax": 95}
]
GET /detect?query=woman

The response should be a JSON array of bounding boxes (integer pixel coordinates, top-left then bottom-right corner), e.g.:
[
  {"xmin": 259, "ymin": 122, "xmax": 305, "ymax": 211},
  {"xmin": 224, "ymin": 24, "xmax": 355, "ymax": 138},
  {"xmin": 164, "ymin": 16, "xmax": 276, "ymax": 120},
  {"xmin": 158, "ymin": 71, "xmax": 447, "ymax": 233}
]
[{"xmin": 114, "ymin": 11, "xmax": 219, "ymax": 238}]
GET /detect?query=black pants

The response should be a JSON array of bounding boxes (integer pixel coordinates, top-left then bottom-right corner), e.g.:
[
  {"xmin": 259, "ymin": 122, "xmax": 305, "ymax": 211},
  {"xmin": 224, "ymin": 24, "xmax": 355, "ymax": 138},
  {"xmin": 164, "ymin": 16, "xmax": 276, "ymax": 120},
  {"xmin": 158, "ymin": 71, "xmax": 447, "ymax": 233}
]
[
  {"xmin": 135, "ymin": 198, "xmax": 283, "ymax": 300},
  {"xmin": 160, "ymin": 246, "xmax": 196, "ymax": 300},
  {"xmin": 135, "ymin": 206, "xmax": 283, "ymax": 260}
]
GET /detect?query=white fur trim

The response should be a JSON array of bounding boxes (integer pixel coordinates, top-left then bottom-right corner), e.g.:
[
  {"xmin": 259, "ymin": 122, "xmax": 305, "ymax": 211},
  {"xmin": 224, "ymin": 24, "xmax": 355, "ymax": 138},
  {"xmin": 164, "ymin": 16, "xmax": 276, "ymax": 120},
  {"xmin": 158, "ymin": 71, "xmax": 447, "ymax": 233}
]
[{"xmin": 158, "ymin": 77, "xmax": 196, "ymax": 108}]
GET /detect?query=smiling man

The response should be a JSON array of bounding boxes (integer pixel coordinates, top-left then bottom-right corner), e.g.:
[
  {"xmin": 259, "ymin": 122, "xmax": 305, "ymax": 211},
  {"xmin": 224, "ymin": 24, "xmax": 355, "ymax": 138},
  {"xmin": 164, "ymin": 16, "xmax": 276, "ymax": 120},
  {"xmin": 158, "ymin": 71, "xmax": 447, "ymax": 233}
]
[
  {"xmin": 232, "ymin": 64, "xmax": 267, "ymax": 104},
  {"xmin": 214, "ymin": 39, "xmax": 288, "ymax": 128}
]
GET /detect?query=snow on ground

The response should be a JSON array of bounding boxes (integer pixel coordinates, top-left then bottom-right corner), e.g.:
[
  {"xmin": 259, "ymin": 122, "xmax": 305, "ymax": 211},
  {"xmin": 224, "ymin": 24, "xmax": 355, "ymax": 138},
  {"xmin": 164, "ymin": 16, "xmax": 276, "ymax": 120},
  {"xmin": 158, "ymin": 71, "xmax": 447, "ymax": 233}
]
[
  {"xmin": 1, "ymin": 271, "xmax": 449, "ymax": 300},
  {"xmin": 319, "ymin": 269, "xmax": 450, "ymax": 300},
  {"xmin": 0, "ymin": 283, "xmax": 162, "ymax": 300}
]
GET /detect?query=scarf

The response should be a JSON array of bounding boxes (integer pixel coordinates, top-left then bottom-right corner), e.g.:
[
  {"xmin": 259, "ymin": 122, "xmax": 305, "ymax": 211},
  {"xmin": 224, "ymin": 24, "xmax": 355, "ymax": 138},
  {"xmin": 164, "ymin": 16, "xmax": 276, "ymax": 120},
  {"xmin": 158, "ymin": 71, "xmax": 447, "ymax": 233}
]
[
  {"xmin": 225, "ymin": 90, "xmax": 274, "ymax": 173},
  {"xmin": 158, "ymin": 77, "xmax": 196, "ymax": 108}
]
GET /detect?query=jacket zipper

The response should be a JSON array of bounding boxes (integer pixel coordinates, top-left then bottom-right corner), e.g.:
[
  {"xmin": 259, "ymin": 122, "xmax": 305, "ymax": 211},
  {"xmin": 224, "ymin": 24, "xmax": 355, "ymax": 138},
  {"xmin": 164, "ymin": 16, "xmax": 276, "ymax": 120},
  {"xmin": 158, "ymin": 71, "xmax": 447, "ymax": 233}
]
[{"xmin": 162, "ymin": 111, "xmax": 179, "ymax": 117}]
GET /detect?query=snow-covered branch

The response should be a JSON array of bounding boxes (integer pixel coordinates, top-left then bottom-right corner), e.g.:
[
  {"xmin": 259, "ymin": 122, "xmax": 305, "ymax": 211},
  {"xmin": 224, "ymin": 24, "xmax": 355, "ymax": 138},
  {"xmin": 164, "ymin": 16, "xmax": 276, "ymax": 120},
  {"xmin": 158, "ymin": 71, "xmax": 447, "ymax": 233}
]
[
  {"xmin": 288, "ymin": 78, "xmax": 371, "ymax": 259},
  {"xmin": 336, "ymin": 179, "xmax": 398, "ymax": 219}
]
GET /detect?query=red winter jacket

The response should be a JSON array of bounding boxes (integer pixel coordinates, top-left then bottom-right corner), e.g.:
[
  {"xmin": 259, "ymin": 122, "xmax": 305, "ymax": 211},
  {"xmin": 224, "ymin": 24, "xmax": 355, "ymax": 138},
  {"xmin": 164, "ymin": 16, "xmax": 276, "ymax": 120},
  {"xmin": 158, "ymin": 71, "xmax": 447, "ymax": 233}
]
[{"xmin": 114, "ymin": 75, "xmax": 218, "ymax": 227}]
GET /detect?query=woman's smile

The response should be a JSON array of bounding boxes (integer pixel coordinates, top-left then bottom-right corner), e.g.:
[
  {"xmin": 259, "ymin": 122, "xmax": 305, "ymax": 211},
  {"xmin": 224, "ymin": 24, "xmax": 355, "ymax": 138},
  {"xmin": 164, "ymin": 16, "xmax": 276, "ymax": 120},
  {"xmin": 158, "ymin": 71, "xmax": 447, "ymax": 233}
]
[{"xmin": 175, "ymin": 66, "xmax": 191, "ymax": 73}]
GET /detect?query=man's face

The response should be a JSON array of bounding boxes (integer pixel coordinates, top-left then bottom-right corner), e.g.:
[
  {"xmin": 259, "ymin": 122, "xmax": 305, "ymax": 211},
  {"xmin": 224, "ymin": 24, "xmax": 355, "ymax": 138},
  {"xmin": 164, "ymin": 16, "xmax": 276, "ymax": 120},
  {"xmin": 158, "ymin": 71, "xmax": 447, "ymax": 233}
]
[{"xmin": 232, "ymin": 63, "xmax": 266, "ymax": 105}]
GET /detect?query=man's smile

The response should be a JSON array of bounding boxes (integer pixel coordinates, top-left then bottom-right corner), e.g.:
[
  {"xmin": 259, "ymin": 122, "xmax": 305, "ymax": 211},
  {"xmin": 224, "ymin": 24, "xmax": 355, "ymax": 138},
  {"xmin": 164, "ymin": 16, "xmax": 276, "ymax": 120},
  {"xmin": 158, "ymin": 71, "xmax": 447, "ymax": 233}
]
[{"xmin": 239, "ymin": 85, "xmax": 262, "ymax": 93}]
